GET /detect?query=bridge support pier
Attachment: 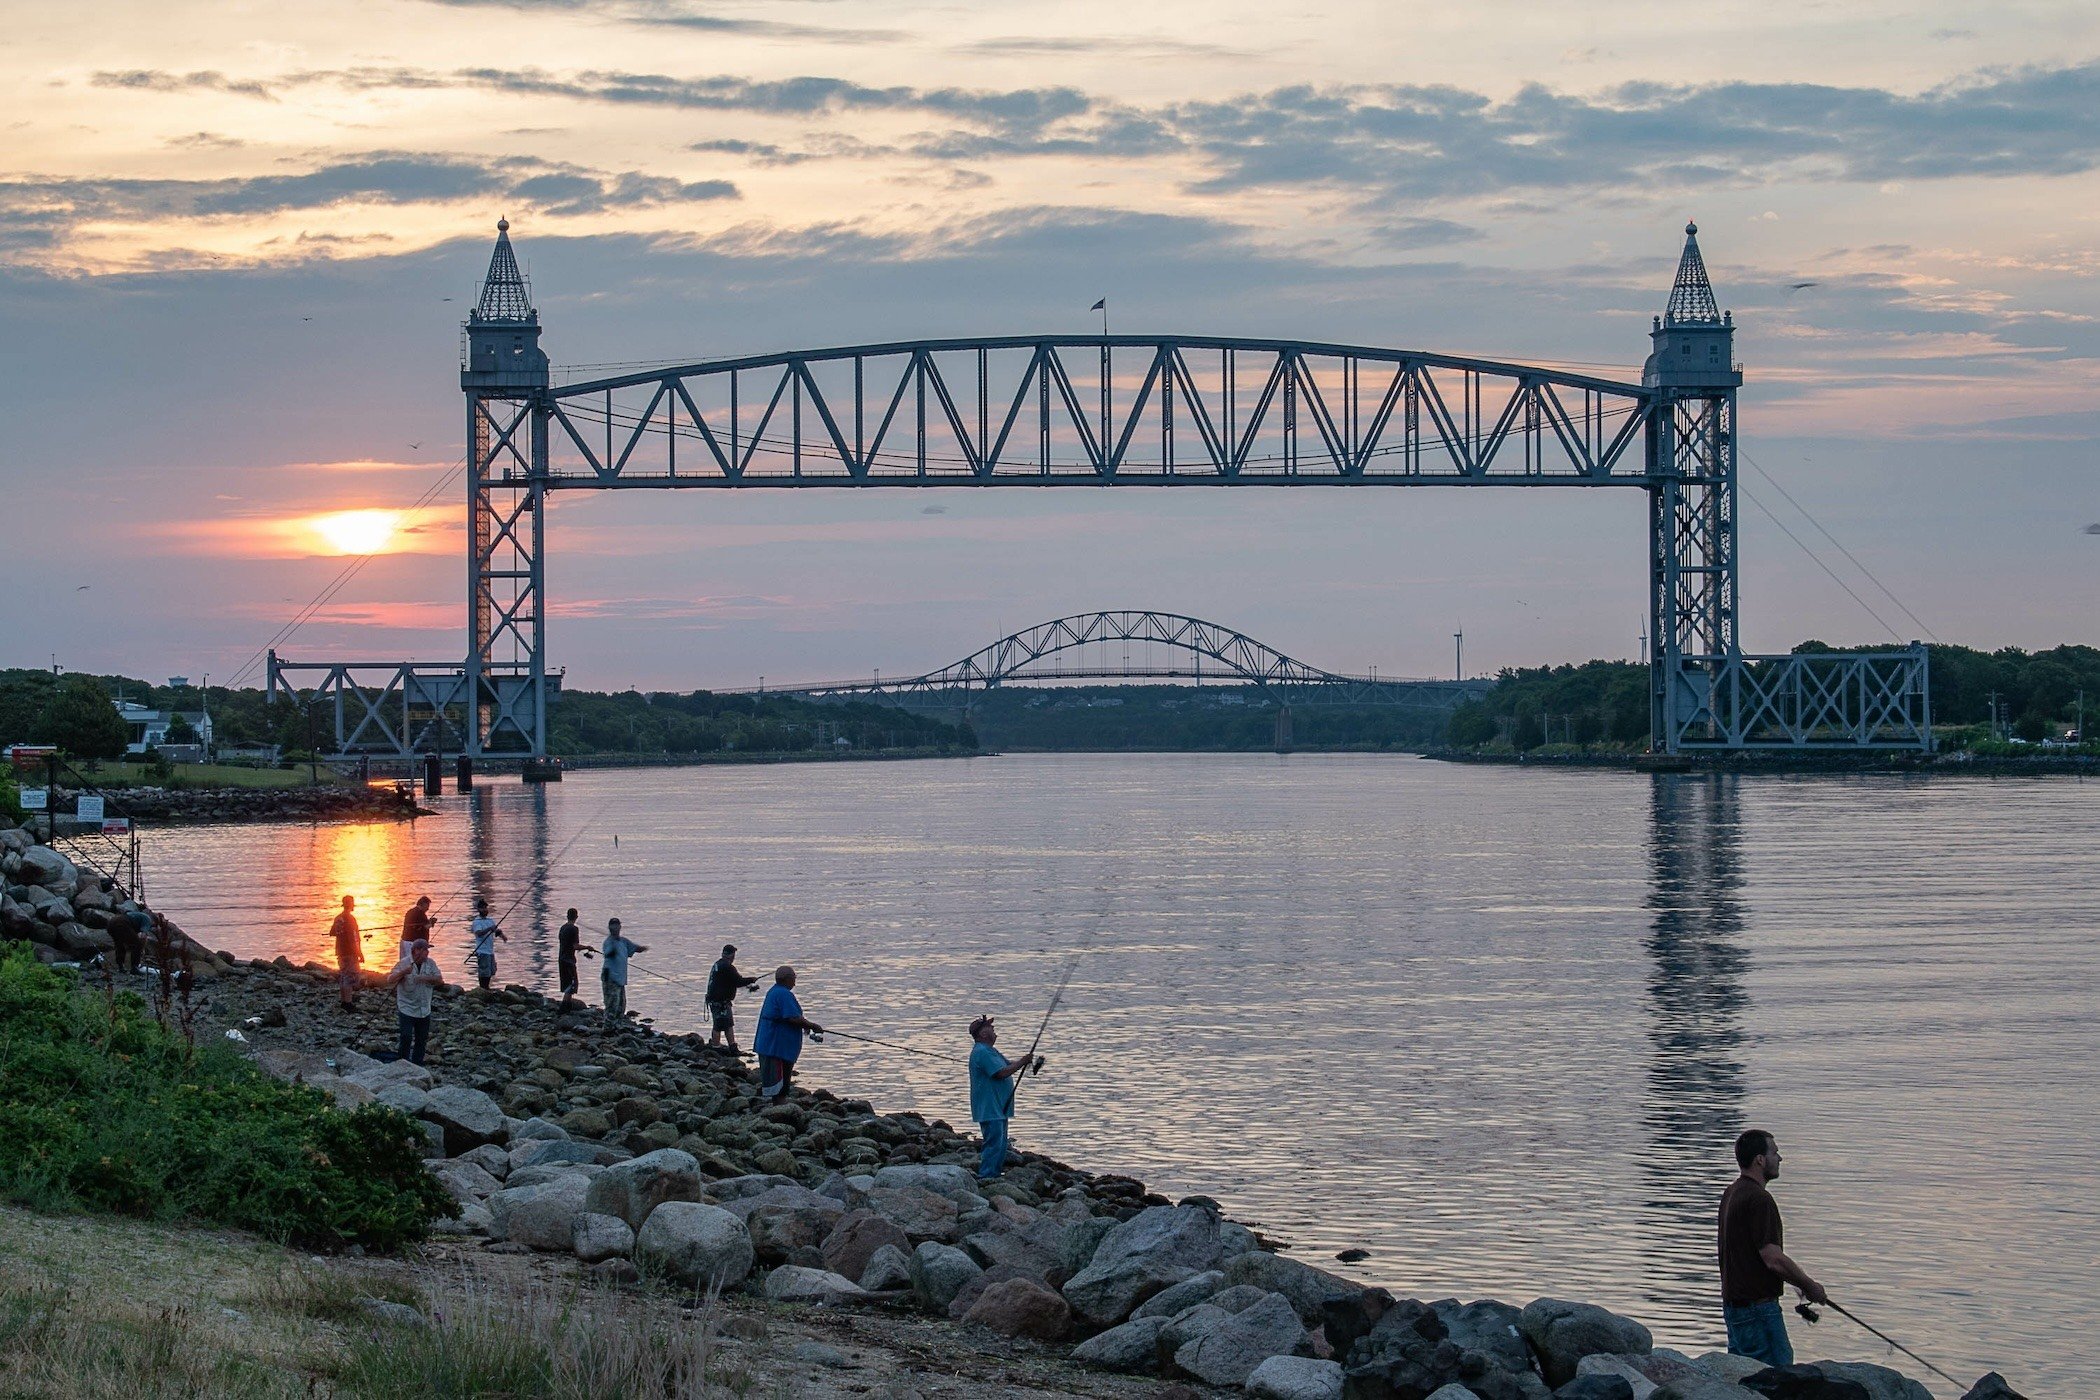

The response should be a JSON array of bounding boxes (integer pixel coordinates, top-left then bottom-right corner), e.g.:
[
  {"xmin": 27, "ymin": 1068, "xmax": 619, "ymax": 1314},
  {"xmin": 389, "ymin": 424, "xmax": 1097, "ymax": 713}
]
[{"xmin": 1274, "ymin": 704, "xmax": 1294, "ymax": 754}]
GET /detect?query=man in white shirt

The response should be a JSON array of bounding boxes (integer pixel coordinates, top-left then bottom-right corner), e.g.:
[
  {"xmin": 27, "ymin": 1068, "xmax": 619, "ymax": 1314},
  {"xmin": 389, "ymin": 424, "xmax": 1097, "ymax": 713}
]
[
  {"xmin": 386, "ymin": 938, "xmax": 446, "ymax": 1065},
  {"xmin": 467, "ymin": 899, "xmax": 507, "ymax": 991},
  {"xmin": 599, "ymin": 917, "xmax": 647, "ymax": 1023}
]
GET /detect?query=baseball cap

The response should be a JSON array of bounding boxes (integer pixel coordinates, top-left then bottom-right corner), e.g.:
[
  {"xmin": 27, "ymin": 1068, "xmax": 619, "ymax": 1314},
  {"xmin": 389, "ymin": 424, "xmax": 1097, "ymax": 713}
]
[{"xmin": 968, "ymin": 1015, "xmax": 995, "ymax": 1038}]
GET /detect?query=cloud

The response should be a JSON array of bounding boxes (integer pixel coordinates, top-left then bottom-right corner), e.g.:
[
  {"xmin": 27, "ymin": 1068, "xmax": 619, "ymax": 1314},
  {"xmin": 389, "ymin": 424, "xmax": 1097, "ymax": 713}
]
[
  {"xmin": 414, "ymin": 0, "xmax": 908, "ymax": 43},
  {"xmin": 91, "ymin": 69, "xmax": 276, "ymax": 101},
  {"xmin": 0, "ymin": 153, "xmax": 737, "ymax": 255}
]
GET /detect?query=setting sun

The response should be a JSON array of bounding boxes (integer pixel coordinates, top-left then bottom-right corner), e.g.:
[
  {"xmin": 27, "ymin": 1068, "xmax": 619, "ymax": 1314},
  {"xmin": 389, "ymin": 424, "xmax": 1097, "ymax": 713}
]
[{"xmin": 312, "ymin": 509, "xmax": 402, "ymax": 555}]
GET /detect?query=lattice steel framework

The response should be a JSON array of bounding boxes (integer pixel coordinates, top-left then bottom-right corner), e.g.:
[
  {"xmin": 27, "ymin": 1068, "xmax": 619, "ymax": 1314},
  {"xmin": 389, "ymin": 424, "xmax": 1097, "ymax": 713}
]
[
  {"xmin": 757, "ymin": 610, "xmax": 1490, "ymax": 709},
  {"xmin": 278, "ymin": 220, "xmax": 1929, "ymax": 758}
]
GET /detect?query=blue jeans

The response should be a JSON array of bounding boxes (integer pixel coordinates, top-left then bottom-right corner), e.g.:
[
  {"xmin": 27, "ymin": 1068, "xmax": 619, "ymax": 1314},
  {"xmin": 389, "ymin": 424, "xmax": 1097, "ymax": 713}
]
[
  {"xmin": 1723, "ymin": 1299, "xmax": 1793, "ymax": 1367},
  {"xmin": 396, "ymin": 1013, "xmax": 430, "ymax": 1066},
  {"xmin": 978, "ymin": 1118, "xmax": 1010, "ymax": 1180}
]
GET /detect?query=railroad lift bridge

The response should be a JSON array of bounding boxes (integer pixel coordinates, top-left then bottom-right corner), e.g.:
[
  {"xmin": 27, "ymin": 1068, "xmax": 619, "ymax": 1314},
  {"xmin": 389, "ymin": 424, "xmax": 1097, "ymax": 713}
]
[{"xmin": 269, "ymin": 220, "xmax": 1931, "ymax": 763}]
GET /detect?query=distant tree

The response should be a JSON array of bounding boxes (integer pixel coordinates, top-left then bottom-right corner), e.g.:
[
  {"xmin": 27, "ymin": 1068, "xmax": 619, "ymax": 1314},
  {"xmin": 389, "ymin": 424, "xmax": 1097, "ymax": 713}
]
[
  {"xmin": 38, "ymin": 676, "xmax": 128, "ymax": 760},
  {"xmin": 1510, "ymin": 705, "xmax": 1546, "ymax": 752},
  {"xmin": 163, "ymin": 712, "xmax": 197, "ymax": 745},
  {"xmin": 2015, "ymin": 711, "xmax": 2049, "ymax": 744},
  {"xmin": 1445, "ymin": 705, "xmax": 1498, "ymax": 748}
]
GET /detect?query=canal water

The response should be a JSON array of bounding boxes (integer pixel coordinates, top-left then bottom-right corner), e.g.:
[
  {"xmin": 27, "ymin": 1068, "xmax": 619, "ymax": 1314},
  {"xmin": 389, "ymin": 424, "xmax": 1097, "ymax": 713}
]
[{"xmin": 140, "ymin": 756, "xmax": 2099, "ymax": 1392}]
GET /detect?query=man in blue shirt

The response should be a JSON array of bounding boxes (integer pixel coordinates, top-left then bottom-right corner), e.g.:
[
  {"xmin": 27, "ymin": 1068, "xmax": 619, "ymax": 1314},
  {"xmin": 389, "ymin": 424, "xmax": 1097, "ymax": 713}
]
[
  {"xmin": 754, "ymin": 965, "xmax": 823, "ymax": 1101},
  {"xmin": 599, "ymin": 917, "xmax": 647, "ymax": 1023},
  {"xmin": 967, "ymin": 1015, "xmax": 1041, "ymax": 1182}
]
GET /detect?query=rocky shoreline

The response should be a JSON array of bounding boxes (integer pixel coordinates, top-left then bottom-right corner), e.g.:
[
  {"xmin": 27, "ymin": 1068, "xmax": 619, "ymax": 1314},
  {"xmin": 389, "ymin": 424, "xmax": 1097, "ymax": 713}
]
[{"xmin": 0, "ymin": 812, "xmax": 2016, "ymax": 1400}]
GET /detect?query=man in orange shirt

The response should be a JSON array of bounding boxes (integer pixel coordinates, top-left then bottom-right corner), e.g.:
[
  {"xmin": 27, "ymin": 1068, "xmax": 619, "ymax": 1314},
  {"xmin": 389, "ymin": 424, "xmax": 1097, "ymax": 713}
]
[{"xmin": 330, "ymin": 894, "xmax": 361, "ymax": 1009}]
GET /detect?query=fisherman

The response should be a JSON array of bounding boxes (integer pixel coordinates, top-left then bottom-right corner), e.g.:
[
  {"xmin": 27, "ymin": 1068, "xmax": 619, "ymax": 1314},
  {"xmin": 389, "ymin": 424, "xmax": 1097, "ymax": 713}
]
[
  {"xmin": 599, "ymin": 917, "xmax": 646, "ymax": 1023},
  {"xmin": 386, "ymin": 938, "xmax": 446, "ymax": 1065},
  {"xmin": 467, "ymin": 898, "xmax": 507, "ymax": 991},
  {"xmin": 704, "ymin": 942, "xmax": 761, "ymax": 1052},
  {"xmin": 107, "ymin": 883, "xmax": 143, "ymax": 975},
  {"xmin": 330, "ymin": 894, "xmax": 362, "ymax": 1010},
  {"xmin": 399, "ymin": 895, "xmax": 434, "ymax": 957},
  {"xmin": 967, "ymin": 1014, "xmax": 1041, "ymax": 1182},
  {"xmin": 1719, "ymin": 1129, "xmax": 1827, "ymax": 1366},
  {"xmin": 557, "ymin": 907, "xmax": 590, "ymax": 1008},
  {"xmin": 754, "ymin": 966, "xmax": 823, "ymax": 1101}
]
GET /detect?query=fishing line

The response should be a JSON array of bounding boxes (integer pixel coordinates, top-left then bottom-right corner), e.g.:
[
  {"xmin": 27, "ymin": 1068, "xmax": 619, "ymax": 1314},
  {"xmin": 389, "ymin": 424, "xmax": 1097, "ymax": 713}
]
[{"xmin": 1802, "ymin": 1299, "xmax": 1964, "ymax": 1387}]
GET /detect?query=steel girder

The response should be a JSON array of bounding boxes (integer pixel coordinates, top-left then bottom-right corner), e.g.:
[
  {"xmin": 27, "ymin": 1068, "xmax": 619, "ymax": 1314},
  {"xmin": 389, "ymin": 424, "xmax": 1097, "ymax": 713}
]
[
  {"xmin": 762, "ymin": 610, "xmax": 1490, "ymax": 709},
  {"xmin": 542, "ymin": 337, "xmax": 1654, "ymax": 487},
  {"xmin": 1650, "ymin": 391, "xmax": 1741, "ymax": 749},
  {"xmin": 267, "ymin": 653, "xmax": 475, "ymax": 757},
  {"xmin": 466, "ymin": 394, "xmax": 551, "ymax": 755}
]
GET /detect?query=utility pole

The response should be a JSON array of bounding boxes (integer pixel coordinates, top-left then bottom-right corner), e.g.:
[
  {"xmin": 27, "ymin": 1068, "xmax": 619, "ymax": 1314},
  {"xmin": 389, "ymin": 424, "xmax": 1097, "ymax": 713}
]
[
  {"xmin": 2078, "ymin": 689, "xmax": 2085, "ymax": 746},
  {"xmin": 1453, "ymin": 629, "xmax": 1464, "ymax": 682},
  {"xmin": 1986, "ymin": 690, "xmax": 2000, "ymax": 741}
]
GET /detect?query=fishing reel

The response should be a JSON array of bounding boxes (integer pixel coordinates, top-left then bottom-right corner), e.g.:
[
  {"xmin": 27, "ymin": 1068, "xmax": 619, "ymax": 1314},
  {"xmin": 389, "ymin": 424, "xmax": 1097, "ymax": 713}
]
[
  {"xmin": 1795, "ymin": 1301, "xmax": 1821, "ymax": 1325},
  {"xmin": 1028, "ymin": 1054, "xmax": 1047, "ymax": 1075}
]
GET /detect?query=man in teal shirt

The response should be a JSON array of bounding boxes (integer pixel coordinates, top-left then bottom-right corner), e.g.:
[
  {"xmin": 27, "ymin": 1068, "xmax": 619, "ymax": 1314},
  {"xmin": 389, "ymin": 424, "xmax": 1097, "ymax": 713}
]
[{"xmin": 967, "ymin": 1015, "xmax": 1040, "ymax": 1182}]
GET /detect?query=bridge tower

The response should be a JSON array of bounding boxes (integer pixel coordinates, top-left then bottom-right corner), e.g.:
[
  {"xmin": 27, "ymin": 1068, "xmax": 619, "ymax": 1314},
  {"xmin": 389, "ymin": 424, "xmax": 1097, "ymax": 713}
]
[
  {"xmin": 1645, "ymin": 222, "xmax": 1741, "ymax": 750},
  {"xmin": 461, "ymin": 219, "xmax": 551, "ymax": 756}
]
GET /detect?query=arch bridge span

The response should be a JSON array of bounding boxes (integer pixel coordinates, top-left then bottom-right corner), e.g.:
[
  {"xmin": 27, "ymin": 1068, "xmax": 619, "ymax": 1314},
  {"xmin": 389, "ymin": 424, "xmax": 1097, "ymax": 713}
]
[{"xmin": 758, "ymin": 611, "xmax": 1491, "ymax": 709}]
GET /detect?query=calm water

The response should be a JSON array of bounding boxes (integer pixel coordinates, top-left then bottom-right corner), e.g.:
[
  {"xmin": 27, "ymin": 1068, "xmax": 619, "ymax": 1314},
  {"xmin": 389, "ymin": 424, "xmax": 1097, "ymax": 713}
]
[{"xmin": 140, "ymin": 757, "xmax": 2098, "ymax": 1393}]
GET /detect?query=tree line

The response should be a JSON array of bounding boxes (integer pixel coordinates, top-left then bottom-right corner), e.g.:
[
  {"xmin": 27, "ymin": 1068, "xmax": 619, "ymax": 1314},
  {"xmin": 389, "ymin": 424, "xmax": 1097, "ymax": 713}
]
[
  {"xmin": 1442, "ymin": 641, "xmax": 2100, "ymax": 751},
  {"xmin": 0, "ymin": 669, "xmax": 975, "ymax": 762}
]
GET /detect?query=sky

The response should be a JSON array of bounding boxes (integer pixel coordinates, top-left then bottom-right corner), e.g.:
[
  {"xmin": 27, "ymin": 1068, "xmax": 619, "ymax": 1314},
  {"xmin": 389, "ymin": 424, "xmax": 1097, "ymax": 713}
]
[{"xmin": 4, "ymin": 0, "xmax": 2099, "ymax": 691}]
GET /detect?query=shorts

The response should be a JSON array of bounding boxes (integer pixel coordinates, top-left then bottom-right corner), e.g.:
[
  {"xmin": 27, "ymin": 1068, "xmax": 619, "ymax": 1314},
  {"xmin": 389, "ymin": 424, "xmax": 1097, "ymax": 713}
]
[
  {"xmin": 708, "ymin": 1001, "xmax": 734, "ymax": 1033},
  {"xmin": 475, "ymin": 952, "xmax": 496, "ymax": 982},
  {"xmin": 758, "ymin": 1054, "xmax": 793, "ymax": 1099},
  {"xmin": 558, "ymin": 957, "xmax": 578, "ymax": 995}
]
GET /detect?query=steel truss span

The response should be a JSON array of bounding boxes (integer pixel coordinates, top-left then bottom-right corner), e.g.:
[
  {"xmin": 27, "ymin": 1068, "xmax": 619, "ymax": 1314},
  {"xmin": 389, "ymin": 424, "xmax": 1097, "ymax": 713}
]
[
  {"xmin": 273, "ymin": 220, "xmax": 1933, "ymax": 760},
  {"xmin": 539, "ymin": 338, "xmax": 1654, "ymax": 487},
  {"xmin": 761, "ymin": 611, "xmax": 1490, "ymax": 709}
]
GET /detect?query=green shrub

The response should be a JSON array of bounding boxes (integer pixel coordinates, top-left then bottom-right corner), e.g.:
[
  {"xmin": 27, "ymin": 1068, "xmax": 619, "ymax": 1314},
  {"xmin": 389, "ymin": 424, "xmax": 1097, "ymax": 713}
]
[{"xmin": 0, "ymin": 948, "xmax": 453, "ymax": 1250}]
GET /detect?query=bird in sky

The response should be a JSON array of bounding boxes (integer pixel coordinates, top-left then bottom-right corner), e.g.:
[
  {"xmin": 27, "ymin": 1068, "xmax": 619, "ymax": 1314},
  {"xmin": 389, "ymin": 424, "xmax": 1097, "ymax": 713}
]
[
  {"xmin": 407, "ymin": 442, "xmax": 422, "ymax": 451},
  {"xmin": 1789, "ymin": 281, "xmax": 1820, "ymax": 291},
  {"xmin": 74, "ymin": 585, "xmax": 90, "ymax": 591}
]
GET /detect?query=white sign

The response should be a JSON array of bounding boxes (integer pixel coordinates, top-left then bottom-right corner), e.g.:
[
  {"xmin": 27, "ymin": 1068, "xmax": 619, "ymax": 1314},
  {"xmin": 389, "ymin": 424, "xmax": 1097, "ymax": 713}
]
[
  {"xmin": 19, "ymin": 787, "xmax": 46, "ymax": 811},
  {"xmin": 75, "ymin": 796, "xmax": 104, "ymax": 823},
  {"xmin": 100, "ymin": 818, "xmax": 131, "ymax": 836}
]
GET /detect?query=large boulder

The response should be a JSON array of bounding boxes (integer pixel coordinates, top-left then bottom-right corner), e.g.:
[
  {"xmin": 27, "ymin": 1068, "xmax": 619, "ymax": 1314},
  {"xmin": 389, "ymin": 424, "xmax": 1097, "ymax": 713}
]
[
  {"xmin": 1060, "ymin": 1204, "xmax": 1228, "ymax": 1326},
  {"xmin": 821, "ymin": 1210, "xmax": 911, "ymax": 1283},
  {"xmin": 1434, "ymin": 1299, "xmax": 1539, "ymax": 1381},
  {"xmin": 19, "ymin": 847, "xmax": 75, "ymax": 889},
  {"xmin": 858, "ymin": 1242, "xmax": 914, "ymax": 1292},
  {"xmin": 1132, "ymin": 1269, "xmax": 1227, "ymax": 1320},
  {"xmin": 571, "ymin": 1212, "xmax": 636, "ymax": 1264},
  {"xmin": 1737, "ymin": 1366, "xmax": 1870, "ymax": 1400},
  {"xmin": 907, "ymin": 1240, "xmax": 982, "ymax": 1314},
  {"xmin": 872, "ymin": 1163, "xmax": 976, "ymax": 1196},
  {"xmin": 634, "ymin": 1201, "xmax": 755, "ymax": 1290},
  {"xmin": 1250, "ymin": 1356, "xmax": 1348, "ymax": 1400},
  {"xmin": 428, "ymin": 1159, "xmax": 503, "ymax": 1206},
  {"xmin": 747, "ymin": 1202, "xmax": 839, "ymax": 1263},
  {"xmin": 763, "ymin": 1265, "xmax": 869, "ymax": 1305},
  {"xmin": 583, "ymin": 1148, "xmax": 703, "ymax": 1230},
  {"xmin": 1519, "ymin": 1299, "xmax": 1653, "ymax": 1388},
  {"xmin": 1577, "ymin": 1349, "xmax": 1715, "ymax": 1399},
  {"xmin": 864, "ymin": 1185, "xmax": 962, "ymax": 1242},
  {"xmin": 1229, "ymin": 1250, "xmax": 1365, "ymax": 1326},
  {"xmin": 488, "ymin": 1175, "xmax": 592, "ymax": 1251},
  {"xmin": 1811, "ymin": 1364, "xmax": 1932, "ymax": 1400},
  {"xmin": 1070, "ymin": 1314, "xmax": 1169, "ymax": 1373},
  {"xmin": 1957, "ymin": 1376, "xmax": 2026, "ymax": 1400},
  {"xmin": 1554, "ymin": 1379, "xmax": 1635, "ymax": 1400},
  {"xmin": 962, "ymin": 1276, "xmax": 1072, "ymax": 1340},
  {"xmin": 961, "ymin": 1226, "xmax": 1062, "ymax": 1281},
  {"xmin": 1060, "ymin": 1214, "xmax": 1118, "ymax": 1277},
  {"xmin": 1173, "ymin": 1290, "xmax": 1308, "ymax": 1387},
  {"xmin": 1343, "ymin": 1297, "xmax": 1544, "ymax": 1400},
  {"xmin": 421, "ymin": 1084, "xmax": 507, "ymax": 1155}
]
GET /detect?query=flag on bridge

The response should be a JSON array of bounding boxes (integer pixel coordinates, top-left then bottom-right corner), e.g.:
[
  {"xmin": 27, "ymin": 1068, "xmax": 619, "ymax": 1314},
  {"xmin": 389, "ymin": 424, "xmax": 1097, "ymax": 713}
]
[{"xmin": 1090, "ymin": 299, "xmax": 1105, "ymax": 311}]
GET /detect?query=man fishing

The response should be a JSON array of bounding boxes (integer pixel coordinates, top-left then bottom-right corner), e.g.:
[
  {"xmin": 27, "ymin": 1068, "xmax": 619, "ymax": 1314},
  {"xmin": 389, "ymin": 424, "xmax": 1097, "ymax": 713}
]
[
  {"xmin": 399, "ymin": 895, "xmax": 434, "ymax": 958},
  {"xmin": 754, "ymin": 966, "xmax": 823, "ymax": 1101},
  {"xmin": 467, "ymin": 898, "xmax": 507, "ymax": 991},
  {"xmin": 1719, "ymin": 1129, "xmax": 1826, "ymax": 1366},
  {"xmin": 557, "ymin": 907, "xmax": 591, "ymax": 1008},
  {"xmin": 967, "ymin": 1015, "xmax": 1042, "ymax": 1182},
  {"xmin": 330, "ymin": 894, "xmax": 361, "ymax": 1010},
  {"xmin": 704, "ymin": 943, "xmax": 761, "ymax": 1052},
  {"xmin": 599, "ymin": 917, "xmax": 645, "ymax": 1023},
  {"xmin": 386, "ymin": 938, "xmax": 446, "ymax": 1065}
]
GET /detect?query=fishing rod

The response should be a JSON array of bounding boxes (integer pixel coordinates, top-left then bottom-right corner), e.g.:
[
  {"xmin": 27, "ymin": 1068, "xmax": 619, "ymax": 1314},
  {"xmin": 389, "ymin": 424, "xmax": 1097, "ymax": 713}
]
[
  {"xmin": 1796, "ymin": 1298, "xmax": 1962, "ymax": 1387},
  {"xmin": 456, "ymin": 800, "xmax": 615, "ymax": 965},
  {"xmin": 1020, "ymin": 952, "xmax": 1082, "ymax": 1077},
  {"xmin": 625, "ymin": 963, "xmax": 968, "ymax": 1064}
]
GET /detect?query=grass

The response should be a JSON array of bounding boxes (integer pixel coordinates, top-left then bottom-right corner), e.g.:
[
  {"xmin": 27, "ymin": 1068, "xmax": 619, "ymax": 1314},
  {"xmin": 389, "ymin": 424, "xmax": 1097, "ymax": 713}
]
[{"xmin": 88, "ymin": 762, "xmax": 345, "ymax": 790}]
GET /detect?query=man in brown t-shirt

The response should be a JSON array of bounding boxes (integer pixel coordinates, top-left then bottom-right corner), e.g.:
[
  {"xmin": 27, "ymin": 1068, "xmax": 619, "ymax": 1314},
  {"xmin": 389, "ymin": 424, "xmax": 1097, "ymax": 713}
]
[
  {"xmin": 331, "ymin": 894, "xmax": 362, "ymax": 1009},
  {"xmin": 1718, "ymin": 1129, "xmax": 1827, "ymax": 1366}
]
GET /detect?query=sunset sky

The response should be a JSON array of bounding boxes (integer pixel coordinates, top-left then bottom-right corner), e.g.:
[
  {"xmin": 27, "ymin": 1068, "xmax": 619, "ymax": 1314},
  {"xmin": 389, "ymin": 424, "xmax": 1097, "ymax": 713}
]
[{"xmin": 5, "ymin": 1, "xmax": 2099, "ymax": 689}]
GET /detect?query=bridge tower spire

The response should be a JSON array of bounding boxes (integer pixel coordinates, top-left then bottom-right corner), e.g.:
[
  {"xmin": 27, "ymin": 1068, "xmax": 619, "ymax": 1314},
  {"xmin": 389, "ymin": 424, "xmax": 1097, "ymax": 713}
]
[
  {"xmin": 461, "ymin": 218, "xmax": 553, "ymax": 758},
  {"xmin": 1644, "ymin": 220, "xmax": 1742, "ymax": 750}
]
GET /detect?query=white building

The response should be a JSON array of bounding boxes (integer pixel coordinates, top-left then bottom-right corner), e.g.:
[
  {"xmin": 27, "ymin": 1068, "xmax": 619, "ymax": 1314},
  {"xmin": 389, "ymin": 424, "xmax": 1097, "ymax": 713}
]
[{"xmin": 114, "ymin": 701, "xmax": 214, "ymax": 756}]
